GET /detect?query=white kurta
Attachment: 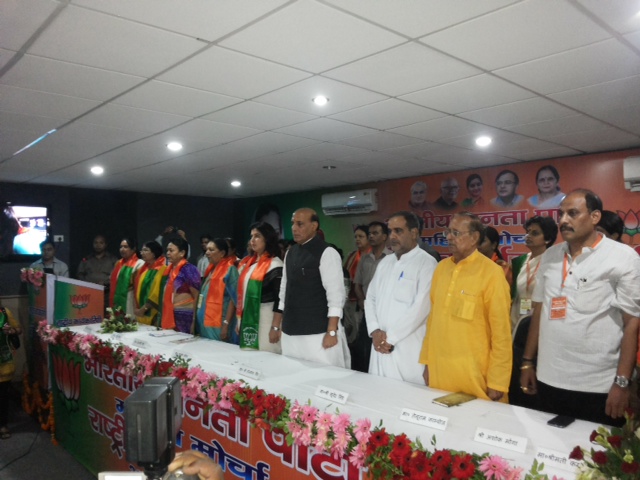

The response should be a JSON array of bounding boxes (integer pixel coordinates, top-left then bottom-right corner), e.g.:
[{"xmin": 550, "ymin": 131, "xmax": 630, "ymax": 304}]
[{"xmin": 365, "ymin": 245, "xmax": 436, "ymax": 385}]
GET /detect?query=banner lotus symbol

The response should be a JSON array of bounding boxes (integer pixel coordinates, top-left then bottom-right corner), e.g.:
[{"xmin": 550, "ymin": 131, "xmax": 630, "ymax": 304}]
[
  {"xmin": 52, "ymin": 353, "xmax": 81, "ymax": 412},
  {"xmin": 618, "ymin": 210, "xmax": 640, "ymax": 237},
  {"xmin": 70, "ymin": 294, "xmax": 90, "ymax": 312}
]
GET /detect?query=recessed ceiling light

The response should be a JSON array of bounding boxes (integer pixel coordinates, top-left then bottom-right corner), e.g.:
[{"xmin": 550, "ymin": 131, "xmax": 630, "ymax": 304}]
[
  {"xmin": 475, "ymin": 136, "xmax": 492, "ymax": 147},
  {"xmin": 230, "ymin": 180, "xmax": 241, "ymax": 188},
  {"xmin": 312, "ymin": 96, "xmax": 329, "ymax": 106},
  {"xmin": 322, "ymin": 165, "xmax": 337, "ymax": 170},
  {"xmin": 167, "ymin": 142, "xmax": 183, "ymax": 151},
  {"xmin": 90, "ymin": 166, "xmax": 104, "ymax": 175}
]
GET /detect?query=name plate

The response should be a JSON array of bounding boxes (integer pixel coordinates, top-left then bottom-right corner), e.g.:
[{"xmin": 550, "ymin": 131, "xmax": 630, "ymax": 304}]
[
  {"xmin": 315, "ymin": 385, "xmax": 349, "ymax": 405},
  {"xmin": 238, "ymin": 365, "xmax": 261, "ymax": 380},
  {"xmin": 133, "ymin": 338, "xmax": 150, "ymax": 350},
  {"xmin": 535, "ymin": 447, "xmax": 583, "ymax": 472},
  {"xmin": 110, "ymin": 332, "xmax": 123, "ymax": 343},
  {"xmin": 399, "ymin": 408, "xmax": 448, "ymax": 431},
  {"xmin": 474, "ymin": 427, "xmax": 528, "ymax": 453}
]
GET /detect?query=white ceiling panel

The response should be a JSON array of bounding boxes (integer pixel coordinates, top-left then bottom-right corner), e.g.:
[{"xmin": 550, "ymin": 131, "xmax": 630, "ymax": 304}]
[
  {"xmin": 508, "ymin": 146, "xmax": 582, "ymax": 161},
  {"xmin": 0, "ymin": 85, "xmax": 101, "ymax": 121},
  {"xmin": 28, "ymin": 5, "xmax": 203, "ymax": 77},
  {"xmin": 324, "ymin": 43, "xmax": 481, "ymax": 97},
  {"xmin": 437, "ymin": 128, "xmax": 530, "ymax": 151},
  {"xmin": 547, "ymin": 127, "xmax": 640, "ymax": 152},
  {"xmin": 329, "ymin": 99, "xmax": 444, "ymax": 130},
  {"xmin": 0, "ymin": 48, "xmax": 17, "ymax": 70},
  {"xmin": 504, "ymin": 114, "xmax": 610, "ymax": 139},
  {"xmin": 78, "ymin": 104, "xmax": 191, "ymax": 134},
  {"xmin": 274, "ymin": 118, "xmax": 376, "ymax": 142},
  {"xmin": 594, "ymin": 104, "xmax": 640, "ymax": 136},
  {"xmin": 459, "ymin": 98, "xmax": 577, "ymax": 129},
  {"xmin": 380, "ymin": 141, "xmax": 450, "ymax": 159},
  {"xmin": 338, "ymin": 132, "xmax": 425, "ymax": 151},
  {"xmin": 495, "ymin": 39, "xmax": 640, "ymax": 95},
  {"xmin": 626, "ymin": 30, "xmax": 640, "ymax": 50},
  {"xmin": 202, "ymin": 101, "xmax": 317, "ymax": 130},
  {"xmin": 0, "ymin": 0, "xmax": 61, "ymax": 51},
  {"xmin": 0, "ymin": 54, "xmax": 144, "ymax": 101},
  {"xmin": 0, "ymin": 128, "xmax": 43, "ymax": 158},
  {"xmin": 421, "ymin": 0, "xmax": 611, "ymax": 70},
  {"xmin": 389, "ymin": 116, "xmax": 490, "ymax": 142},
  {"xmin": 259, "ymin": 142, "xmax": 370, "ymax": 164},
  {"xmin": 0, "ymin": 111, "xmax": 62, "ymax": 135},
  {"xmin": 400, "ymin": 74, "xmax": 536, "ymax": 114},
  {"xmin": 575, "ymin": 0, "xmax": 640, "ymax": 35},
  {"xmin": 220, "ymin": 0, "xmax": 405, "ymax": 73},
  {"xmin": 163, "ymin": 119, "xmax": 262, "ymax": 145},
  {"xmin": 158, "ymin": 46, "xmax": 311, "ymax": 99},
  {"xmin": 549, "ymin": 75, "xmax": 640, "ymax": 116}
]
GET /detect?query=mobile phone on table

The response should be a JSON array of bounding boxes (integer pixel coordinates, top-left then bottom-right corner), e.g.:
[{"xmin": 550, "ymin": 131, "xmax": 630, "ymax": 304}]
[{"xmin": 547, "ymin": 415, "xmax": 575, "ymax": 428}]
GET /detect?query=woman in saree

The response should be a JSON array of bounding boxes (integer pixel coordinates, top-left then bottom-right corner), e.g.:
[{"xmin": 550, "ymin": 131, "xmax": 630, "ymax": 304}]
[
  {"xmin": 132, "ymin": 241, "xmax": 166, "ymax": 326},
  {"xmin": 160, "ymin": 237, "xmax": 200, "ymax": 334},
  {"xmin": 196, "ymin": 238, "xmax": 239, "ymax": 343},
  {"xmin": 236, "ymin": 222, "xmax": 283, "ymax": 353},
  {"xmin": 109, "ymin": 237, "xmax": 144, "ymax": 315}
]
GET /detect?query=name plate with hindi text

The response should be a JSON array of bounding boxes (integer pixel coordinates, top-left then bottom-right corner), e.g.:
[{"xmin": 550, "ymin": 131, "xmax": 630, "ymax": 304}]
[
  {"xmin": 315, "ymin": 385, "xmax": 349, "ymax": 405},
  {"xmin": 474, "ymin": 427, "xmax": 527, "ymax": 453},
  {"xmin": 399, "ymin": 408, "xmax": 448, "ymax": 431}
]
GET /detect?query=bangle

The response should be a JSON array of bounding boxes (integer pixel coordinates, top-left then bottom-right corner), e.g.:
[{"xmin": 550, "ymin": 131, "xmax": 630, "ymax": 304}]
[
  {"xmin": 223, "ymin": 320, "xmax": 229, "ymax": 325},
  {"xmin": 522, "ymin": 357, "xmax": 535, "ymax": 362},
  {"xmin": 271, "ymin": 326, "xmax": 280, "ymax": 331},
  {"xmin": 520, "ymin": 364, "xmax": 535, "ymax": 370}
]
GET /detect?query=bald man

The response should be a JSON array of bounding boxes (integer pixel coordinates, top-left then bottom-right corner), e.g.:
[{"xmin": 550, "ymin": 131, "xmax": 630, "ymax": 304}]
[{"xmin": 275, "ymin": 208, "xmax": 350, "ymax": 368}]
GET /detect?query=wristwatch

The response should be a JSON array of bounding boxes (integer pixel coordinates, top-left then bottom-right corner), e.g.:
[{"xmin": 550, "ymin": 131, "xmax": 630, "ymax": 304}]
[
  {"xmin": 327, "ymin": 330, "xmax": 337, "ymax": 337},
  {"xmin": 614, "ymin": 375, "xmax": 630, "ymax": 388}
]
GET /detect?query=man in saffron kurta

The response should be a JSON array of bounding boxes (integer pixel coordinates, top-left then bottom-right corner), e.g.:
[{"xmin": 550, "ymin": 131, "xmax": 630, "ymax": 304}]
[{"xmin": 420, "ymin": 212, "xmax": 512, "ymax": 402}]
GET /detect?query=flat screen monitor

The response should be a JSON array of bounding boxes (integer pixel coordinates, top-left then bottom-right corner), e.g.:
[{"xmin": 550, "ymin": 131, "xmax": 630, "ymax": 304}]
[{"xmin": 1, "ymin": 202, "xmax": 50, "ymax": 259}]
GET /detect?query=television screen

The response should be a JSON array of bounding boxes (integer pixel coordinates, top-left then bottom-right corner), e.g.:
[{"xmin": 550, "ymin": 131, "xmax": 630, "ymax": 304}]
[{"xmin": 1, "ymin": 203, "xmax": 50, "ymax": 257}]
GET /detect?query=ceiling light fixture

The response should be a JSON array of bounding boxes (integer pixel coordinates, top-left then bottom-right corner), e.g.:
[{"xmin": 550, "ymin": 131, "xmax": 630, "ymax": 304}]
[
  {"xmin": 90, "ymin": 166, "xmax": 104, "ymax": 175},
  {"xmin": 312, "ymin": 96, "xmax": 329, "ymax": 106},
  {"xmin": 167, "ymin": 142, "xmax": 183, "ymax": 152},
  {"xmin": 230, "ymin": 180, "xmax": 241, "ymax": 188},
  {"xmin": 475, "ymin": 136, "xmax": 492, "ymax": 147}
]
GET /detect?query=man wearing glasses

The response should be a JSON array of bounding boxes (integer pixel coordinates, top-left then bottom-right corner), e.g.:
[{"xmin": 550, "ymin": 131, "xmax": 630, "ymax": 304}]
[
  {"xmin": 420, "ymin": 212, "xmax": 512, "ymax": 402},
  {"xmin": 433, "ymin": 178, "xmax": 460, "ymax": 211}
]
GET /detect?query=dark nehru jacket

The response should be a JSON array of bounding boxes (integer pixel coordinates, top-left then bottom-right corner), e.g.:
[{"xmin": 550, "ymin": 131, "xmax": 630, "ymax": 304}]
[{"xmin": 282, "ymin": 235, "xmax": 330, "ymax": 336}]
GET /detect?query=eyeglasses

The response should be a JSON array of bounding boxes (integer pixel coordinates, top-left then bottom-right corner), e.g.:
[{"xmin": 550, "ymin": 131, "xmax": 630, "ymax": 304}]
[
  {"xmin": 444, "ymin": 228, "xmax": 471, "ymax": 238},
  {"xmin": 496, "ymin": 180, "xmax": 515, "ymax": 186}
]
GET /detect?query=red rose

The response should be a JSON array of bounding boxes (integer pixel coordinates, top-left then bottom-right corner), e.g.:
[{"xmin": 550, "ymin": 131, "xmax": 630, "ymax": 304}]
[
  {"xmin": 451, "ymin": 454, "xmax": 475, "ymax": 480},
  {"xmin": 592, "ymin": 451, "xmax": 608, "ymax": 465},
  {"xmin": 589, "ymin": 430, "xmax": 599, "ymax": 443},
  {"xmin": 431, "ymin": 449, "xmax": 452, "ymax": 468},
  {"xmin": 569, "ymin": 446, "xmax": 584, "ymax": 460},
  {"xmin": 607, "ymin": 435, "xmax": 622, "ymax": 448},
  {"xmin": 621, "ymin": 460, "xmax": 640, "ymax": 474}
]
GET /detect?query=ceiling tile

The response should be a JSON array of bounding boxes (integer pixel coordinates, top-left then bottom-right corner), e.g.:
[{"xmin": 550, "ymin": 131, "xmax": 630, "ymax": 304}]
[
  {"xmin": 495, "ymin": 39, "xmax": 640, "ymax": 94},
  {"xmin": 202, "ymin": 101, "xmax": 317, "ymax": 130},
  {"xmin": 274, "ymin": 118, "xmax": 377, "ymax": 142},
  {"xmin": 459, "ymin": 98, "xmax": 576, "ymax": 128},
  {"xmin": 389, "ymin": 116, "xmax": 489, "ymax": 141},
  {"xmin": 338, "ymin": 132, "xmax": 425, "ymax": 150},
  {"xmin": 400, "ymin": 74, "xmax": 536, "ymax": 114},
  {"xmin": 547, "ymin": 127, "xmax": 640, "ymax": 152},
  {"xmin": 380, "ymin": 141, "xmax": 450, "ymax": 159},
  {"xmin": 575, "ymin": 0, "xmax": 640, "ymax": 35},
  {"xmin": 0, "ymin": 111, "xmax": 62, "ymax": 135},
  {"xmin": 28, "ymin": 5, "xmax": 203, "ymax": 77},
  {"xmin": 78, "ymin": 104, "xmax": 191, "ymax": 134},
  {"xmin": 0, "ymin": 128, "xmax": 43, "ymax": 159},
  {"xmin": 594, "ymin": 104, "xmax": 640, "ymax": 136},
  {"xmin": 421, "ymin": 0, "xmax": 610, "ymax": 70},
  {"xmin": 257, "ymin": 142, "xmax": 370, "ymax": 164},
  {"xmin": 0, "ymin": 0, "xmax": 60, "ymax": 51},
  {"xmin": 323, "ymin": 0, "xmax": 519, "ymax": 38},
  {"xmin": 549, "ymin": 75, "xmax": 640, "ymax": 115},
  {"xmin": 507, "ymin": 146, "xmax": 581, "ymax": 161},
  {"xmin": 626, "ymin": 30, "xmax": 640, "ymax": 50},
  {"xmin": 158, "ymin": 46, "xmax": 311, "ymax": 99},
  {"xmin": 0, "ymin": 84, "xmax": 100, "ymax": 120},
  {"xmin": 504, "ymin": 114, "xmax": 610, "ymax": 139},
  {"xmin": 220, "ymin": 0, "xmax": 405, "ymax": 73},
  {"xmin": 1, "ymin": 54, "xmax": 144, "ymax": 101},
  {"xmin": 0, "ymin": 48, "xmax": 17, "ymax": 70},
  {"xmin": 324, "ymin": 42, "xmax": 480, "ymax": 96},
  {"xmin": 437, "ymin": 128, "xmax": 529, "ymax": 150},
  {"xmin": 329, "ymin": 99, "xmax": 444, "ymax": 130},
  {"xmin": 164, "ymin": 119, "xmax": 262, "ymax": 145}
]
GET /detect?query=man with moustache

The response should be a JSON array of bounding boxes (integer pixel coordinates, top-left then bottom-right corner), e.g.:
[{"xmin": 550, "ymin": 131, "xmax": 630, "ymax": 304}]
[
  {"xmin": 520, "ymin": 190, "xmax": 640, "ymax": 425},
  {"xmin": 277, "ymin": 208, "xmax": 349, "ymax": 368},
  {"xmin": 420, "ymin": 212, "xmax": 512, "ymax": 401},
  {"xmin": 365, "ymin": 212, "xmax": 436, "ymax": 384}
]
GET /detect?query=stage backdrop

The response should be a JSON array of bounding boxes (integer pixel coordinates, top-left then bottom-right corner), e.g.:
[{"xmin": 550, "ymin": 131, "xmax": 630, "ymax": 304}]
[{"xmin": 244, "ymin": 149, "xmax": 640, "ymax": 261}]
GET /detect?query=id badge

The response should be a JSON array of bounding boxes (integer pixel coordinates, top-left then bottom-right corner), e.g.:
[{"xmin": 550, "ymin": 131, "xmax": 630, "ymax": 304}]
[
  {"xmin": 519, "ymin": 298, "xmax": 532, "ymax": 315},
  {"xmin": 197, "ymin": 294, "xmax": 203, "ymax": 309},
  {"xmin": 549, "ymin": 296, "xmax": 567, "ymax": 320}
]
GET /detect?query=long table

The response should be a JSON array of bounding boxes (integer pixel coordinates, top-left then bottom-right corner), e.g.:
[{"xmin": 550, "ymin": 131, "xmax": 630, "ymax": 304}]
[{"xmin": 51, "ymin": 325, "xmax": 591, "ymax": 479}]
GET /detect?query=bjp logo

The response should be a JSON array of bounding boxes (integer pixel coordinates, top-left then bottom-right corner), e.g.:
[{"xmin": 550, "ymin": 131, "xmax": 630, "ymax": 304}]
[
  {"xmin": 70, "ymin": 294, "xmax": 90, "ymax": 312},
  {"xmin": 618, "ymin": 210, "xmax": 639, "ymax": 237}
]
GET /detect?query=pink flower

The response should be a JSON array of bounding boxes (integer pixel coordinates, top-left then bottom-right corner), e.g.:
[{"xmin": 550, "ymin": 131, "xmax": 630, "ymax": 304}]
[
  {"xmin": 332, "ymin": 413, "xmax": 351, "ymax": 434},
  {"xmin": 187, "ymin": 366, "xmax": 209, "ymax": 383},
  {"xmin": 505, "ymin": 467, "xmax": 524, "ymax": 480},
  {"xmin": 348, "ymin": 444, "xmax": 366, "ymax": 469},
  {"xmin": 317, "ymin": 412, "xmax": 333, "ymax": 431},
  {"xmin": 354, "ymin": 417, "xmax": 372, "ymax": 443},
  {"xmin": 479, "ymin": 455, "xmax": 510, "ymax": 480},
  {"xmin": 298, "ymin": 425, "xmax": 312, "ymax": 446},
  {"xmin": 314, "ymin": 428, "xmax": 329, "ymax": 453},
  {"xmin": 289, "ymin": 401, "xmax": 302, "ymax": 421},
  {"xmin": 330, "ymin": 430, "xmax": 351, "ymax": 459},
  {"xmin": 300, "ymin": 405, "xmax": 318, "ymax": 424}
]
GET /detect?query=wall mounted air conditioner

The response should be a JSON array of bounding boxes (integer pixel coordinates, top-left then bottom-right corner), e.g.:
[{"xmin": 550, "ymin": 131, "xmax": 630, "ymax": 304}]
[
  {"xmin": 321, "ymin": 189, "xmax": 378, "ymax": 216},
  {"xmin": 623, "ymin": 156, "xmax": 640, "ymax": 192}
]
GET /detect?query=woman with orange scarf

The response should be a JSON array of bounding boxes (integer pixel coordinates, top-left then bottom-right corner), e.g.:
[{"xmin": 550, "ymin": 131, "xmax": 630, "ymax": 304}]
[
  {"xmin": 110, "ymin": 237, "xmax": 144, "ymax": 315},
  {"xmin": 236, "ymin": 222, "xmax": 284, "ymax": 353},
  {"xmin": 195, "ymin": 238, "xmax": 238, "ymax": 342},
  {"xmin": 132, "ymin": 240, "xmax": 166, "ymax": 326},
  {"xmin": 160, "ymin": 237, "xmax": 200, "ymax": 334},
  {"xmin": 343, "ymin": 225, "xmax": 370, "ymax": 343}
]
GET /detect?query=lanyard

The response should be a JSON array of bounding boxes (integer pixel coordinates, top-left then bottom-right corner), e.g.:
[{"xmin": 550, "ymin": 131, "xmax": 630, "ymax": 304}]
[
  {"xmin": 560, "ymin": 234, "xmax": 603, "ymax": 290},
  {"xmin": 525, "ymin": 255, "xmax": 540, "ymax": 295}
]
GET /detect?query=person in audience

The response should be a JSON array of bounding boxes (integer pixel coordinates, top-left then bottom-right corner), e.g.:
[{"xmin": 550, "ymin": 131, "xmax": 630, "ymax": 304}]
[
  {"xmin": 31, "ymin": 238, "xmax": 69, "ymax": 277},
  {"xmin": 527, "ymin": 165, "xmax": 565, "ymax": 209},
  {"xmin": 343, "ymin": 225, "xmax": 370, "ymax": 344},
  {"xmin": 278, "ymin": 208, "xmax": 349, "ymax": 368},
  {"xmin": 110, "ymin": 237, "xmax": 143, "ymax": 314},
  {"xmin": 508, "ymin": 216, "xmax": 558, "ymax": 408},
  {"xmin": 408, "ymin": 181, "xmax": 432, "ymax": 214},
  {"xmin": 160, "ymin": 237, "xmax": 200, "ymax": 334},
  {"xmin": 417, "ymin": 216, "xmax": 441, "ymax": 263},
  {"xmin": 461, "ymin": 173, "xmax": 485, "ymax": 208},
  {"xmin": 521, "ymin": 189, "xmax": 640, "ymax": 425},
  {"xmin": 196, "ymin": 233, "xmax": 212, "ymax": 278},
  {"xmin": 226, "ymin": 237, "xmax": 240, "ymax": 266},
  {"xmin": 77, "ymin": 234, "xmax": 117, "ymax": 285},
  {"xmin": 353, "ymin": 221, "xmax": 391, "ymax": 373},
  {"xmin": 433, "ymin": 177, "xmax": 460, "ymax": 211},
  {"xmin": 156, "ymin": 226, "xmax": 191, "ymax": 259},
  {"xmin": 491, "ymin": 170, "xmax": 523, "ymax": 208},
  {"xmin": 236, "ymin": 222, "xmax": 283, "ymax": 353},
  {"xmin": 0, "ymin": 301, "xmax": 21, "ymax": 439},
  {"xmin": 420, "ymin": 212, "xmax": 512, "ymax": 402},
  {"xmin": 168, "ymin": 451, "xmax": 223, "ymax": 480},
  {"xmin": 597, "ymin": 210, "xmax": 625, "ymax": 242},
  {"xmin": 478, "ymin": 226, "xmax": 512, "ymax": 284},
  {"xmin": 196, "ymin": 238, "xmax": 238, "ymax": 342},
  {"xmin": 132, "ymin": 241, "xmax": 166, "ymax": 326},
  {"xmin": 366, "ymin": 211, "xmax": 436, "ymax": 385}
]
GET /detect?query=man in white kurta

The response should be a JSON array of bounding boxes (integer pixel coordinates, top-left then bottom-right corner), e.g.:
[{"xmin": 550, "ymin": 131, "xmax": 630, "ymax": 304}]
[{"xmin": 365, "ymin": 211, "xmax": 437, "ymax": 385}]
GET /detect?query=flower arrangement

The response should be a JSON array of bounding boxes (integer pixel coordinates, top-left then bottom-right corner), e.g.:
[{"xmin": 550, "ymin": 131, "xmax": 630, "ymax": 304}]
[
  {"xmin": 20, "ymin": 267, "xmax": 44, "ymax": 287},
  {"xmin": 100, "ymin": 307, "xmax": 138, "ymax": 334},
  {"xmin": 569, "ymin": 410, "xmax": 640, "ymax": 479},
  {"xmin": 37, "ymin": 321, "xmax": 571, "ymax": 480}
]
